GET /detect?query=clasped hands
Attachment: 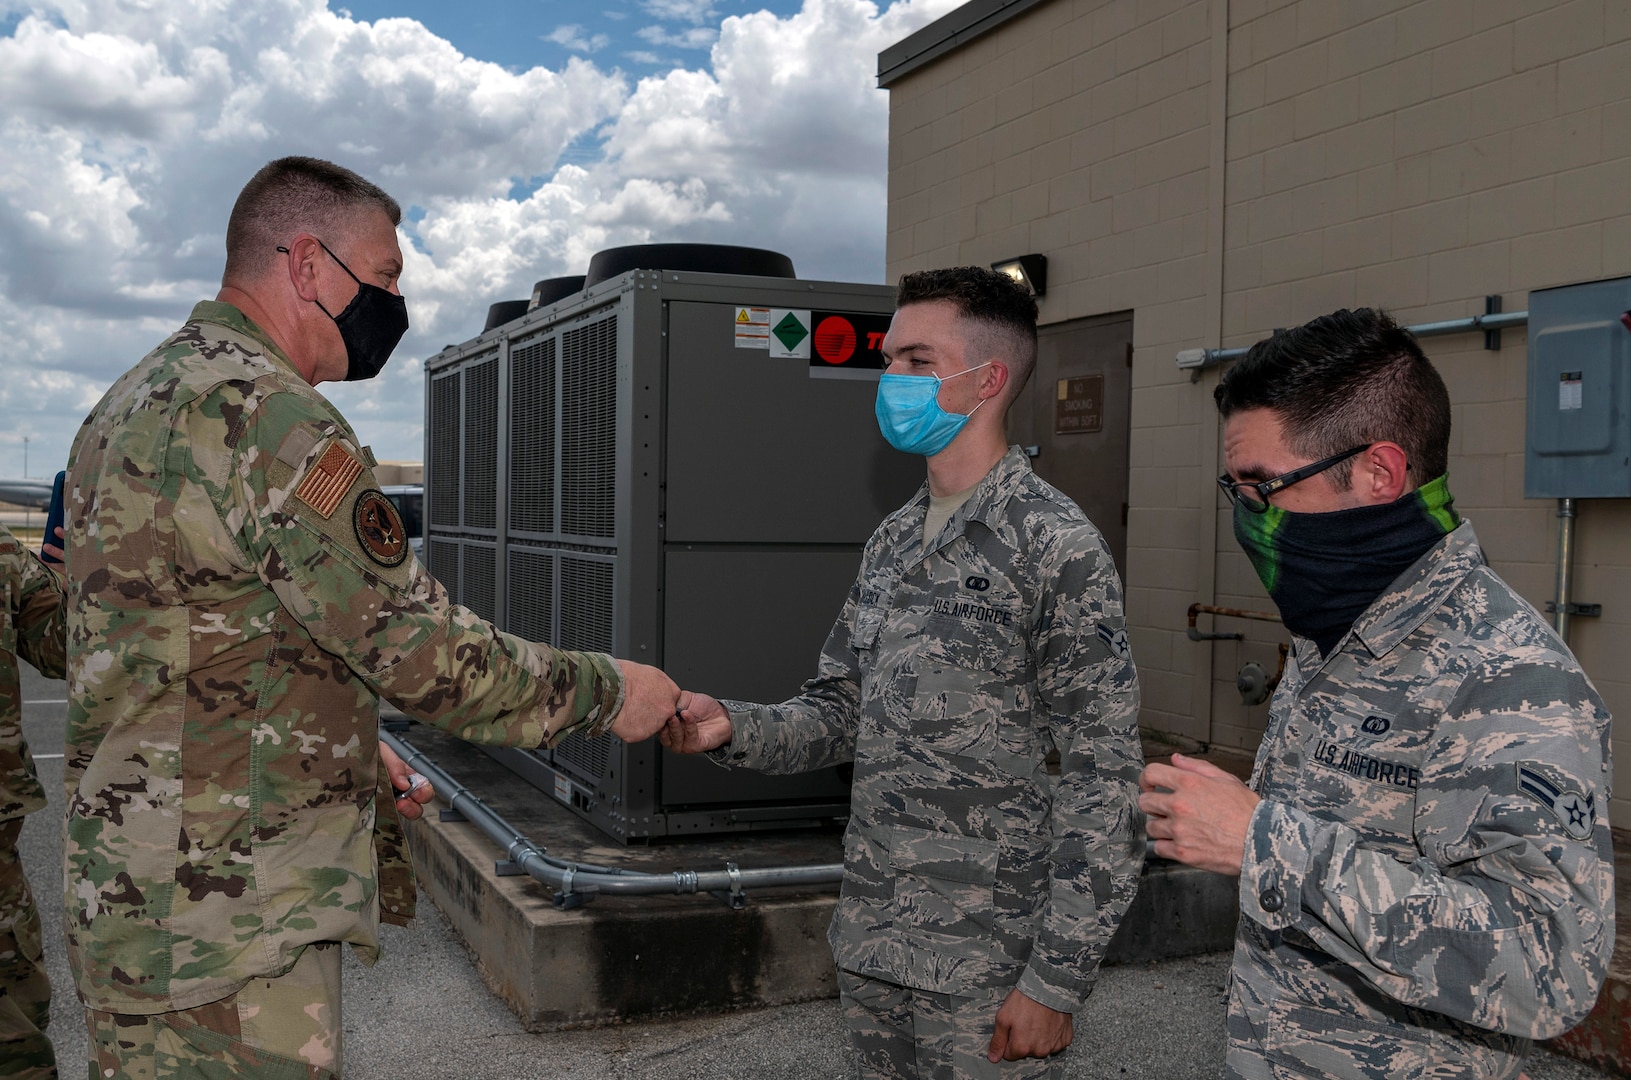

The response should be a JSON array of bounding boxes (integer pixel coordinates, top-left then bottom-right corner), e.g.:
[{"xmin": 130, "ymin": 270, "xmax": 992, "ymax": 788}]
[{"xmin": 604, "ymin": 664, "xmax": 734, "ymax": 750}]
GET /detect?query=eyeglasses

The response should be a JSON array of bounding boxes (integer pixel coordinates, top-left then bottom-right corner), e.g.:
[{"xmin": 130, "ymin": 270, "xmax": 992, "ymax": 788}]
[{"xmin": 1217, "ymin": 444, "xmax": 1370, "ymax": 513}]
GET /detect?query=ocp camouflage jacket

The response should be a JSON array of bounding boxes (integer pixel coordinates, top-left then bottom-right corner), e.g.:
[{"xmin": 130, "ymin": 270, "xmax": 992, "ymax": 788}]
[
  {"xmin": 0, "ymin": 524, "xmax": 65, "ymax": 821},
  {"xmin": 64, "ymin": 302, "xmax": 624, "ymax": 1013}
]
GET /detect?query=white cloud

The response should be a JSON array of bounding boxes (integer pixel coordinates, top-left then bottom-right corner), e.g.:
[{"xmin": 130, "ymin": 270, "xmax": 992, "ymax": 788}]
[
  {"xmin": 546, "ymin": 24, "xmax": 609, "ymax": 53},
  {"xmin": 642, "ymin": 0, "xmax": 717, "ymax": 25},
  {"xmin": 636, "ymin": 23, "xmax": 717, "ymax": 48},
  {"xmin": 0, "ymin": 0, "xmax": 962, "ymax": 475}
]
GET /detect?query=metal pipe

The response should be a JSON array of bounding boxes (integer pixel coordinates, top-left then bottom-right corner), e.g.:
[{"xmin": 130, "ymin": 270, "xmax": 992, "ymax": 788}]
[
  {"xmin": 1555, "ymin": 497, "xmax": 1577, "ymax": 642},
  {"xmin": 1175, "ymin": 310, "xmax": 1530, "ymax": 372},
  {"xmin": 381, "ymin": 731, "xmax": 844, "ymax": 905},
  {"xmin": 1186, "ymin": 602, "xmax": 1282, "ymax": 641}
]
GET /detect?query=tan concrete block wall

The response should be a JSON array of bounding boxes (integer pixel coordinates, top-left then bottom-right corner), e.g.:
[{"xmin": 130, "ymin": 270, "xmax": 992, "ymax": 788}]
[
  {"xmin": 889, "ymin": 0, "xmax": 1220, "ymax": 742},
  {"xmin": 1217, "ymin": 0, "xmax": 1631, "ymax": 828},
  {"xmin": 887, "ymin": 0, "xmax": 1631, "ymax": 825}
]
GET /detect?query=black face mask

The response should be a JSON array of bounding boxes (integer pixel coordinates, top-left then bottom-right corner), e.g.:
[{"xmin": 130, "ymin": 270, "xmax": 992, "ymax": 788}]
[
  {"xmin": 279, "ymin": 239, "xmax": 409, "ymax": 381},
  {"xmin": 1233, "ymin": 475, "xmax": 1461, "ymax": 657}
]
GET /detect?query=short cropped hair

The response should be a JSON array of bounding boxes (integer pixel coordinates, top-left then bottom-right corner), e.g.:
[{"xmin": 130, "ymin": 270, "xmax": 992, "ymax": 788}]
[
  {"xmin": 1214, "ymin": 308, "xmax": 1452, "ymax": 487},
  {"xmin": 223, "ymin": 156, "xmax": 402, "ymax": 284},
  {"xmin": 896, "ymin": 266, "xmax": 1039, "ymax": 398}
]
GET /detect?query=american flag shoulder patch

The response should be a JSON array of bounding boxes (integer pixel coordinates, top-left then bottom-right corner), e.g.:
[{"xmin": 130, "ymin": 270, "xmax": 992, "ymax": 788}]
[{"xmin": 294, "ymin": 441, "xmax": 364, "ymax": 519}]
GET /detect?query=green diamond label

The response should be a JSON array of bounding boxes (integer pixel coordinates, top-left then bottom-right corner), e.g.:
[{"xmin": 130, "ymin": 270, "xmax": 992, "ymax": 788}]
[
  {"xmin": 768, "ymin": 309, "xmax": 811, "ymax": 358},
  {"xmin": 772, "ymin": 312, "xmax": 808, "ymax": 350}
]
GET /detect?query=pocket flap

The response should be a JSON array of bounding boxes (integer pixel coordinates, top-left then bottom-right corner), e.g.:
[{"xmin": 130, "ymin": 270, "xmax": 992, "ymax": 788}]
[{"xmin": 888, "ymin": 824, "xmax": 998, "ymax": 885}]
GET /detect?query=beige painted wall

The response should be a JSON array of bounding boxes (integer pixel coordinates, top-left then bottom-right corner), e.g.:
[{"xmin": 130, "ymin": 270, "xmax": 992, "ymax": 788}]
[{"xmin": 884, "ymin": 0, "xmax": 1631, "ymax": 826}]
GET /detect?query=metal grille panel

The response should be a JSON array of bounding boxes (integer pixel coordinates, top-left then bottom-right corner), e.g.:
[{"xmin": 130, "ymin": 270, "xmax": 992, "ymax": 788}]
[
  {"xmin": 555, "ymin": 731, "xmax": 614, "ymax": 785},
  {"xmin": 560, "ymin": 316, "xmax": 617, "ymax": 538},
  {"xmin": 552, "ymin": 553, "xmax": 616, "ymax": 783},
  {"xmin": 427, "ymin": 539, "xmax": 460, "ymax": 605},
  {"xmin": 462, "ymin": 543, "xmax": 498, "ymax": 622},
  {"xmin": 429, "ymin": 372, "xmax": 460, "ymax": 528},
  {"xmin": 509, "ymin": 336, "xmax": 556, "ymax": 535},
  {"xmin": 463, "ymin": 356, "xmax": 499, "ymax": 530},
  {"xmin": 506, "ymin": 547, "xmax": 554, "ymax": 644},
  {"xmin": 559, "ymin": 555, "xmax": 614, "ymax": 652}
]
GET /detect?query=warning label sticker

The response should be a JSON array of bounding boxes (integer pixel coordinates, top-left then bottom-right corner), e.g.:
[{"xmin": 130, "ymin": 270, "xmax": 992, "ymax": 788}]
[
  {"xmin": 733, "ymin": 306, "xmax": 770, "ymax": 349},
  {"xmin": 768, "ymin": 309, "xmax": 811, "ymax": 359},
  {"xmin": 1560, "ymin": 370, "xmax": 1583, "ymax": 411}
]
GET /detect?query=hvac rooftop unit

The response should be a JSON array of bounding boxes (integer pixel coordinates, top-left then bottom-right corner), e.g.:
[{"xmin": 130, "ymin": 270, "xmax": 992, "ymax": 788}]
[{"xmin": 424, "ymin": 246, "xmax": 920, "ymax": 842}]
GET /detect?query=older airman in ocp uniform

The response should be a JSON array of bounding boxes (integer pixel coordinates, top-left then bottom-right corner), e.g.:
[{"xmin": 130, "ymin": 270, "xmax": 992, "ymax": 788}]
[
  {"xmin": 664, "ymin": 267, "xmax": 1144, "ymax": 1080},
  {"xmin": 0, "ymin": 524, "xmax": 65, "ymax": 1080},
  {"xmin": 1140, "ymin": 308, "xmax": 1614, "ymax": 1080},
  {"xmin": 63, "ymin": 156, "xmax": 686, "ymax": 1077}
]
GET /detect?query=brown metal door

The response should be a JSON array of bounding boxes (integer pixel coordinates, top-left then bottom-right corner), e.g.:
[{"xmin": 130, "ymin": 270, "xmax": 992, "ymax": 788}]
[{"xmin": 1022, "ymin": 312, "xmax": 1133, "ymax": 577}]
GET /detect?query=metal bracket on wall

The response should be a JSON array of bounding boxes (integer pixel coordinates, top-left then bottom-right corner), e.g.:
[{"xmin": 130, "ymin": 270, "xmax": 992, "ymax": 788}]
[
  {"xmin": 1545, "ymin": 601, "xmax": 1602, "ymax": 617},
  {"xmin": 494, "ymin": 860, "xmax": 525, "ymax": 877},
  {"xmin": 1175, "ymin": 306, "xmax": 1528, "ymax": 374},
  {"xmin": 438, "ymin": 808, "xmax": 466, "ymax": 823}
]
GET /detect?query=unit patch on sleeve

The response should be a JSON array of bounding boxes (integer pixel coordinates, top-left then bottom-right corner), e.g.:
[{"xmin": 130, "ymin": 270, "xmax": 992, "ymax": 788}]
[
  {"xmin": 1517, "ymin": 762, "xmax": 1596, "ymax": 841},
  {"xmin": 352, "ymin": 489, "xmax": 409, "ymax": 568},
  {"xmin": 294, "ymin": 441, "xmax": 364, "ymax": 519}
]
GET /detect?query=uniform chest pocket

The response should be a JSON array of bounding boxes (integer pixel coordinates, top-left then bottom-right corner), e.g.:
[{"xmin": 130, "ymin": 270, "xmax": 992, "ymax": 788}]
[
  {"xmin": 849, "ymin": 601, "xmax": 886, "ymax": 653},
  {"xmin": 1300, "ymin": 711, "xmax": 1428, "ymax": 852},
  {"xmin": 888, "ymin": 824, "xmax": 998, "ymax": 961},
  {"xmin": 910, "ymin": 633, "xmax": 1015, "ymax": 757}
]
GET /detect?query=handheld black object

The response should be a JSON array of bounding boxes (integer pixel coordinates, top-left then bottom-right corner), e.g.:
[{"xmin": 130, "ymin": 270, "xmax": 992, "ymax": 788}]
[{"xmin": 40, "ymin": 471, "xmax": 66, "ymax": 565}]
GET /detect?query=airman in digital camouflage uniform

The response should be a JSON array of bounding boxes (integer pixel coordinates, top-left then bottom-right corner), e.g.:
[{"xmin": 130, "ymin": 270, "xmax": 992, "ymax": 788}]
[
  {"xmin": 1140, "ymin": 308, "xmax": 1614, "ymax": 1080},
  {"xmin": 664, "ymin": 267, "xmax": 1144, "ymax": 1079},
  {"xmin": 63, "ymin": 156, "xmax": 686, "ymax": 1077},
  {"xmin": 0, "ymin": 524, "xmax": 65, "ymax": 1080}
]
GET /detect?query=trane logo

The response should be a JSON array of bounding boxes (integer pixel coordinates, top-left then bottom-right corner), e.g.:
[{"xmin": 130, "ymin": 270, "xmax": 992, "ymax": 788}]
[{"xmin": 964, "ymin": 575, "xmax": 991, "ymax": 592}]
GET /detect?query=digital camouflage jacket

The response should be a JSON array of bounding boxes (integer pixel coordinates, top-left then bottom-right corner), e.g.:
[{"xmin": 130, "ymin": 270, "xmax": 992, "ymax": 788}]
[
  {"xmin": 713, "ymin": 447, "xmax": 1145, "ymax": 1013},
  {"xmin": 0, "ymin": 525, "xmax": 65, "ymax": 822},
  {"xmin": 64, "ymin": 302, "xmax": 625, "ymax": 1013},
  {"xmin": 1228, "ymin": 522, "xmax": 1615, "ymax": 1080}
]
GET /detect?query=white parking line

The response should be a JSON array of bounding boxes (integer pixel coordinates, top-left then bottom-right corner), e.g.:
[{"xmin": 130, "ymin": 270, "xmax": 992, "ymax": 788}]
[
  {"xmin": 23, "ymin": 700, "xmax": 66, "ymax": 705},
  {"xmin": 31, "ymin": 753, "xmax": 63, "ymax": 760}
]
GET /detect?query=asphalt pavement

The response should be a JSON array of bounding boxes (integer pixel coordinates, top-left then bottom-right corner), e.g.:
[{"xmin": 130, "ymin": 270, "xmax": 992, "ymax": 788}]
[{"xmin": 15, "ymin": 665, "xmax": 1612, "ymax": 1078}]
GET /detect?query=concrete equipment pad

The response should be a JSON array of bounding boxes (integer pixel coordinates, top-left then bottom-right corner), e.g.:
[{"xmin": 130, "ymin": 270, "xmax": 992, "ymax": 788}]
[{"xmin": 399, "ymin": 723, "xmax": 1239, "ymax": 1030}]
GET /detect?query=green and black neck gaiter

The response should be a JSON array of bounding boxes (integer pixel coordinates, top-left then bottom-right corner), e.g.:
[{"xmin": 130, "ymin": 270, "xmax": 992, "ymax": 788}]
[{"xmin": 1233, "ymin": 475, "xmax": 1460, "ymax": 657}]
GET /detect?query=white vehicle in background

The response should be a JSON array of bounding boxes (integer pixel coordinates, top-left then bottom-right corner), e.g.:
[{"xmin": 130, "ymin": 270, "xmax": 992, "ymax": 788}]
[{"xmin": 380, "ymin": 484, "xmax": 424, "ymax": 560}]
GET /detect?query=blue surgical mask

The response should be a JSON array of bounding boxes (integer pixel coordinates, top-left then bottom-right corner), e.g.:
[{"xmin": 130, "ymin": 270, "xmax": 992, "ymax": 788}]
[{"xmin": 874, "ymin": 363, "xmax": 991, "ymax": 456}]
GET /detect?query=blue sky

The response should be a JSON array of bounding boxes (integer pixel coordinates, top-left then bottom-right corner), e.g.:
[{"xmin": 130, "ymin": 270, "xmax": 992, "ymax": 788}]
[
  {"xmin": 337, "ymin": 0, "xmax": 807, "ymax": 77},
  {"xmin": 0, "ymin": 0, "xmax": 958, "ymax": 473}
]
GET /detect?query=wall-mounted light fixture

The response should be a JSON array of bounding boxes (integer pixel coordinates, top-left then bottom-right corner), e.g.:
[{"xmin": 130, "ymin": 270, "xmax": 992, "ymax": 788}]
[{"xmin": 991, "ymin": 254, "xmax": 1047, "ymax": 298}]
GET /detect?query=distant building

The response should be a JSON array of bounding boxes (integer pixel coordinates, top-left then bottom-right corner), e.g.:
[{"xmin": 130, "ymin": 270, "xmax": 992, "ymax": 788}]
[
  {"xmin": 880, "ymin": 0, "xmax": 1631, "ymax": 827},
  {"xmin": 373, "ymin": 461, "xmax": 424, "ymax": 487}
]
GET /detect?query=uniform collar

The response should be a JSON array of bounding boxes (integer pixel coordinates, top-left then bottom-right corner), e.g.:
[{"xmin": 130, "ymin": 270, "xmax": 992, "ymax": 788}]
[
  {"xmin": 891, "ymin": 446, "xmax": 1035, "ymax": 567},
  {"xmin": 187, "ymin": 301, "xmax": 303, "ymax": 381},
  {"xmin": 1345, "ymin": 520, "xmax": 1486, "ymax": 659}
]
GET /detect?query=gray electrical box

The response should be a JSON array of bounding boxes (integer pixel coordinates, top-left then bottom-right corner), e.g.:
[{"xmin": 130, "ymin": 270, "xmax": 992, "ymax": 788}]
[
  {"xmin": 1525, "ymin": 275, "xmax": 1631, "ymax": 499},
  {"xmin": 424, "ymin": 260, "xmax": 921, "ymax": 842}
]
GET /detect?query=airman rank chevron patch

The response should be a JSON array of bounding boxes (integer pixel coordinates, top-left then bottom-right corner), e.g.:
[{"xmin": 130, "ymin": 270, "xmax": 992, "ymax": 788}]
[
  {"xmin": 294, "ymin": 441, "xmax": 363, "ymax": 519},
  {"xmin": 1517, "ymin": 762, "xmax": 1596, "ymax": 842}
]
